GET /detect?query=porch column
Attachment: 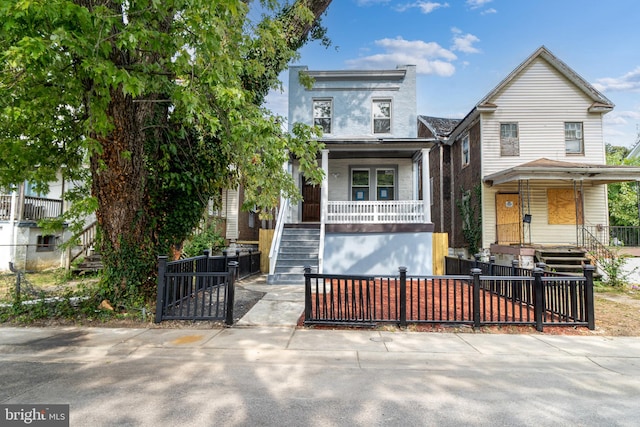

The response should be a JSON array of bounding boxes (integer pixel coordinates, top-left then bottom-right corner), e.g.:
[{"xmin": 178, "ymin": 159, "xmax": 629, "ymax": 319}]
[
  {"xmin": 421, "ymin": 149, "xmax": 431, "ymax": 223},
  {"xmin": 321, "ymin": 149, "xmax": 329, "ymax": 224}
]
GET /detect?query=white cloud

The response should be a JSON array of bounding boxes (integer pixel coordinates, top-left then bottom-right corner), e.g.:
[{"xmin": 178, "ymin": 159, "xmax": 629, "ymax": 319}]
[
  {"xmin": 451, "ymin": 30, "xmax": 481, "ymax": 54},
  {"xmin": 481, "ymin": 7, "xmax": 497, "ymax": 15},
  {"xmin": 466, "ymin": 0, "xmax": 493, "ymax": 9},
  {"xmin": 593, "ymin": 67, "xmax": 640, "ymax": 92},
  {"xmin": 396, "ymin": 1, "xmax": 449, "ymax": 14},
  {"xmin": 346, "ymin": 37, "xmax": 457, "ymax": 76}
]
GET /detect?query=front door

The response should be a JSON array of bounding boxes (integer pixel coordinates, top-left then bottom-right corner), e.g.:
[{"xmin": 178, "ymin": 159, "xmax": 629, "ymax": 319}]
[
  {"xmin": 496, "ymin": 193, "xmax": 521, "ymax": 244},
  {"xmin": 302, "ymin": 181, "xmax": 320, "ymax": 222}
]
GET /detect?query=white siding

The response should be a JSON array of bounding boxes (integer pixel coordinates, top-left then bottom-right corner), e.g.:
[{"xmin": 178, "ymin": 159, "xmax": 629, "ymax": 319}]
[
  {"xmin": 483, "ymin": 181, "xmax": 609, "ymax": 247},
  {"xmin": 480, "ymin": 58, "xmax": 607, "ymax": 178},
  {"xmin": 223, "ymin": 188, "xmax": 239, "ymax": 240}
]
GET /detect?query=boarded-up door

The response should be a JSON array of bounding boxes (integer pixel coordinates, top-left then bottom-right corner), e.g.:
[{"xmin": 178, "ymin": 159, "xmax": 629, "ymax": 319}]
[
  {"xmin": 496, "ymin": 193, "xmax": 521, "ymax": 244},
  {"xmin": 302, "ymin": 181, "xmax": 320, "ymax": 222}
]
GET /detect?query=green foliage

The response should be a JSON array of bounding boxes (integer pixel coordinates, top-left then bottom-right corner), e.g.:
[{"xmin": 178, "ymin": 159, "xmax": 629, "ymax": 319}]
[
  {"xmin": 456, "ymin": 184, "xmax": 483, "ymax": 255},
  {"xmin": 606, "ymin": 144, "xmax": 640, "ymax": 226},
  {"xmin": 0, "ymin": 0, "xmax": 331, "ymax": 309},
  {"xmin": 594, "ymin": 245, "xmax": 636, "ymax": 289},
  {"xmin": 182, "ymin": 220, "xmax": 226, "ymax": 258}
]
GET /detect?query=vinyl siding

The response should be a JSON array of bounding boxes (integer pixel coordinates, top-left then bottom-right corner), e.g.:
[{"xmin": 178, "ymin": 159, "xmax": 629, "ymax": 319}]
[{"xmin": 480, "ymin": 58, "xmax": 607, "ymax": 178}]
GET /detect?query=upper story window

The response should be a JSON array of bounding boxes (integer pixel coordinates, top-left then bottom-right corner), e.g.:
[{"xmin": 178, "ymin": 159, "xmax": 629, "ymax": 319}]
[
  {"xmin": 565, "ymin": 122, "xmax": 583, "ymax": 154},
  {"xmin": 500, "ymin": 123, "xmax": 519, "ymax": 156},
  {"xmin": 461, "ymin": 134, "xmax": 470, "ymax": 167},
  {"xmin": 313, "ymin": 99, "xmax": 332, "ymax": 134},
  {"xmin": 372, "ymin": 99, "xmax": 391, "ymax": 134}
]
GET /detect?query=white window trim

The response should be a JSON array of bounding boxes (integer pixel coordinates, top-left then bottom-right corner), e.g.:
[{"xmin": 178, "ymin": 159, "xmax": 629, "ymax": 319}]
[
  {"xmin": 313, "ymin": 98, "xmax": 333, "ymax": 134},
  {"xmin": 372, "ymin": 99, "xmax": 392, "ymax": 134},
  {"xmin": 461, "ymin": 134, "xmax": 470, "ymax": 167},
  {"xmin": 565, "ymin": 122, "xmax": 584, "ymax": 155},
  {"xmin": 500, "ymin": 122, "xmax": 519, "ymax": 156},
  {"xmin": 349, "ymin": 166, "xmax": 397, "ymax": 201}
]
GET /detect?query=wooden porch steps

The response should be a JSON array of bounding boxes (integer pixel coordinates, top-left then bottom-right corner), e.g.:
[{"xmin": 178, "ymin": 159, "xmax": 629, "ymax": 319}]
[{"xmin": 535, "ymin": 247, "xmax": 588, "ymax": 275}]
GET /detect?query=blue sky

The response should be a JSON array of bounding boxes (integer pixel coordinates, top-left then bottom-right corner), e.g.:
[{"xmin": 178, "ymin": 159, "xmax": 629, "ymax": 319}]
[{"xmin": 265, "ymin": 0, "xmax": 640, "ymax": 148}]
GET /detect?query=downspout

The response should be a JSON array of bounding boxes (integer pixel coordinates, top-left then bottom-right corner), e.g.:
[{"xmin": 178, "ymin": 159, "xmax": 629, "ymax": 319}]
[
  {"xmin": 439, "ymin": 143, "xmax": 444, "ymax": 231},
  {"xmin": 421, "ymin": 148, "xmax": 430, "ymax": 223}
]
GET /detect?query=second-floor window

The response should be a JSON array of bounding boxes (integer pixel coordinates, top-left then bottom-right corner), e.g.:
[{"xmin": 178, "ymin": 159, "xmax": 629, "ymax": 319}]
[
  {"xmin": 565, "ymin": 122, "xmax": 583, "ymax": 154},
  {"xmin": 372, "ymin": 99, "xmax": 391, "ymax": 134},
  {"xmin": 500, "ymin": 123, "xmax": 519, "ymax": 156},
  {"xmin": 461, "ymin": 134, "xmax": 470, "ymax": 167},
  {"xmin": 313, "ymin": 99, "xmax": 332, "ymax": 134}
]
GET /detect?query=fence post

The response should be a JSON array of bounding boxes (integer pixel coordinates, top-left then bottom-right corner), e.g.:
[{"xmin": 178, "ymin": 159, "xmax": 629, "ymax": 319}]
[
  {"xmin": 155, "ymin": 256, "xmax": 168, "ymax": 323},
  {"xmin": 511, "ymin": 259, "xmax": 521, "ymax": 302},
  {"xmin": 304, "ymin": 265, "xmax": 312, "ymax": 323},
  {"xmin": 533, "ymin": 267, "xmax": 544, "ymax": 332},
  {"xmin": 399, "ymin": 266, "xmax": 407, "ymax": 328},
  {"xmin": 584, "ymin": 264, "xmax": 595, "ymax": 330},
  {"xmin": 457, "ymin": 253, "xmax": 463, "ymax": 275},
  {"xmin": 471, "ymin": 268, "xmax": 481, "ymax": 328},
  {"xmin": 225, "ymin": 261, "xmax": 238, "ymax": 325},
  {"xmin": 474, "ymin": 253, "xmax": 481, "ymax": 268}
]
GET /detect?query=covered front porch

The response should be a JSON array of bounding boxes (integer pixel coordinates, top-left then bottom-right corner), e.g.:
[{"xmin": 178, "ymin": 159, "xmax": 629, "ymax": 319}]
[
  {"xmin": 269, "ymin": 140, "xmax": 435, "ymax": 281},
  {"xmin": 482, "ymin": 158, "xmax": 640, "ymax": 269}
]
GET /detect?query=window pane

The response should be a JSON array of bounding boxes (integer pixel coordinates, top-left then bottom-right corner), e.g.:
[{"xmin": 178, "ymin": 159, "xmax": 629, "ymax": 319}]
[
  {"xmin": 376, "ymin": 170, "xmax": 394, "ymax": 186},
  {"xmin": 373, "ymin": 100, "xmax": 391, "ymax": 134},
  {"xmin": 500, "ymin": 123, "xmax": 519, "ymax": 156},
  {"xmin": 313, "ymin": 100, "xmax": 331, "ymax": 133},
  {"xmin": 374, "ymin": 118, "xmax": 391, "ymax": 133},
  {"xmin": 352, "ymin": 170, "xmax": 369, "ymax": 186},
  {"xmin": 565, "ymin": 122, "xmax": 583, "ymax": 153},
  {"xmin": 352, "ymin": 188, "xmax": 369, "ymax": 201}
]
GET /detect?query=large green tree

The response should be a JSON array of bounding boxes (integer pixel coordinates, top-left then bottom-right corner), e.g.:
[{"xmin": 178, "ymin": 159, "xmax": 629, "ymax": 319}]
[{"xmin": 0, "ymin": 0, "xmax": 332, "ymax": 306}]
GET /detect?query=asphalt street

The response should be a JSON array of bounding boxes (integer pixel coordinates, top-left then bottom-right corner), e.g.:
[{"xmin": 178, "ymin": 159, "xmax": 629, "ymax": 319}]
[{"xmin": 1, "ymin": 282, "xmax": 639, "ymax": 426}]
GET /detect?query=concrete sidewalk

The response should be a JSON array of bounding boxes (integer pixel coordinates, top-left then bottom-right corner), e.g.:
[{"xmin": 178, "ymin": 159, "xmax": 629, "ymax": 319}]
[{"xmin": 2, "ymin": 279, "xmax": 640, "ymax": 426}]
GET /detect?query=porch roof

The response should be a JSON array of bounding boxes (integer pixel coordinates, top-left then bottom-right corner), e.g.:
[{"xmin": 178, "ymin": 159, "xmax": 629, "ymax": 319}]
[
  {"xmin": 320, "ymin": 137, "xmax": 435, "ymax": 159},
  {"xmin": 483, "ymin": 158, "xmax": 640, "ymax": 186}
]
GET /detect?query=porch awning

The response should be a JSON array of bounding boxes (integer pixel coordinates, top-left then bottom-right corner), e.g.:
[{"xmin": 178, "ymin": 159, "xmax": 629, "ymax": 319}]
[
  {"xmin": 484, "ymin": 158, "xmax": 640, "ymax": 186},
  {"xmin": 320, "ymin": 137, "xmax": 435, "ymax": 159}
]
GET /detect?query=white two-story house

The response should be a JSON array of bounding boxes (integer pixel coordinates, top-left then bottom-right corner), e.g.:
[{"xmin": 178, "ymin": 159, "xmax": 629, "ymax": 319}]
[
  {"xmin": 268, "ymin": 65, "xmax": 435, "ymax": 283},
  {"xmin": 429, "ymin": 46, "xmax": 640, "ymax": 270}
]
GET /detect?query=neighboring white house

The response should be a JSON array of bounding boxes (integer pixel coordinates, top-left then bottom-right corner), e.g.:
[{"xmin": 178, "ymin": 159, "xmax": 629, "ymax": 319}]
[
  {"xmin": 0, "ymin": 176, "xmax": 94, "ymax": 272},
  {"xmin": 268, "ymin": 65, "xmax": 435, "ymax": 282},
  {"xmin": 428, "ymin": 46, "xmax": 640, "ymax": 269}
]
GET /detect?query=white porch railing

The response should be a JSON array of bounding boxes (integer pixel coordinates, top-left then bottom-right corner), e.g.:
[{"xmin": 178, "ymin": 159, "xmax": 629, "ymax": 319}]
[
  {"xmin": 269, "ymin": 198, "xmax": 290, "ymax": 275},
  {"xmin": 327, "ymin": 200, "xmax": 425, "ymax": 224}
]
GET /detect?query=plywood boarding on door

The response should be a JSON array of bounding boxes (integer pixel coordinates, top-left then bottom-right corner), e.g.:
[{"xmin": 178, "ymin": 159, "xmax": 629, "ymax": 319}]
[{"xmin": 496, "ymin": 193, "xmax": 521, "ymax": 244}]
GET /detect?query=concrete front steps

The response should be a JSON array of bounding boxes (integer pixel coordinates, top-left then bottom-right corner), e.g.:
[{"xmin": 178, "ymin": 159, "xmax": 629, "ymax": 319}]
[{"xmin": 268, "ymin": 224, "xmax": 320, "ymax": 285}]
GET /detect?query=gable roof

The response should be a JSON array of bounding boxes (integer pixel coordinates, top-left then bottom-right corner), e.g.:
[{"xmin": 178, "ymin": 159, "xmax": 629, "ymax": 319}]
[{"xmin": 448, "ymin": 46, "xmax": 614, "ymax": 142}]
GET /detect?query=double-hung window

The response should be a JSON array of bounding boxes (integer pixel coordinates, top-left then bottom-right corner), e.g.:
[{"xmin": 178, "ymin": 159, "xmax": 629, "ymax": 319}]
[
  {"xmin": 372, "ymin": 99, "xmax": 391, "ymax": 134},
  {"xmin": 350, "ymin": 167, "xmax": 396, "ymax": 201},
  {"xmin": 313, "ymin": 99, "xmax": 332, "ymax": 134},
  {"xmin": 565, "ymin": 122, "xmax": 583, "ymax": 154},
  {"xmin": 500, "ymin": 123, "xmax": 519, "ymax": 156}
]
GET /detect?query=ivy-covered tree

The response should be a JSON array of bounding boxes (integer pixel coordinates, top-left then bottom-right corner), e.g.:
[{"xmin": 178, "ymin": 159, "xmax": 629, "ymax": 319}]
[
  {"xmin": 606, "ymin": 143, "xmax": 640, "ymax": 226},
  {"xmin": 0, "ymin": 0, "xmax": 332, "ymax": 306}
]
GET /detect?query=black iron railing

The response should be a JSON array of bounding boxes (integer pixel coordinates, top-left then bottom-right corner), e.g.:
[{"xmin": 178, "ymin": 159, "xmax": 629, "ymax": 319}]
[
  {"xmin": 155, "ymin": 249, "xmax": 261, "ymax": 323},
  {"xmin": 304, "ymin": 262, "xmax": 595, "ymax": 331}
]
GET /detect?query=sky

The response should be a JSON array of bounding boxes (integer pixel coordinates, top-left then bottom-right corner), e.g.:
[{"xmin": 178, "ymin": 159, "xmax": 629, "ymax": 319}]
[{"xmin": 265, "ymin": 0, "xmax": 640, "ymax": 148}]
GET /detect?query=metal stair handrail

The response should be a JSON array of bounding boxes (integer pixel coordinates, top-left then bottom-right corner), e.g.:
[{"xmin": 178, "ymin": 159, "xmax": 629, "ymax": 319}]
[{"xmin": 579, "ymin": 225, "xmax": 613, "ymax": 265}]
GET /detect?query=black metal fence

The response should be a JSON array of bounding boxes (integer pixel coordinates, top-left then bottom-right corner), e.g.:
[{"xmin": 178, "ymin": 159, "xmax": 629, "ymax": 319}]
[
  {"xmin": 304, "ymin": 262, "xmax": 595, "ymax": 331},
  {"xmin": 154, "ymin": 249, "xmax": 261, "ymax": 323}
]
